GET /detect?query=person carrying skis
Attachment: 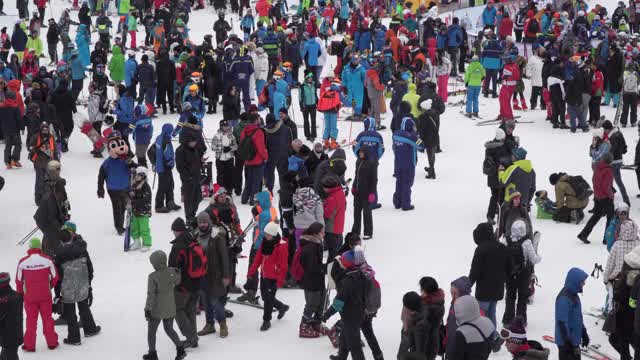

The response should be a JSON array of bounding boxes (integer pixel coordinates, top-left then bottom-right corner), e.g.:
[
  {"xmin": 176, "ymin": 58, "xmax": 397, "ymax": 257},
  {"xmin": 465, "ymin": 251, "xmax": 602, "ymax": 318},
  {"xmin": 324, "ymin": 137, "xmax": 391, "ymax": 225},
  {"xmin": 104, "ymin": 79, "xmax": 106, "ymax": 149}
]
[
  {"xmin": 554, "ymin": 268, "xmax": 589, "ymax": 360},
  {"xmin": 28, "ymin": 122, "xmax": 59, "ymax": 206},
  {"xmin": 247, "ymin": 222, "xmax": 290, "ymax": 331},
  {"xmin": 392, "ymin": 117, "xmax": 424, "ymax": 211}
]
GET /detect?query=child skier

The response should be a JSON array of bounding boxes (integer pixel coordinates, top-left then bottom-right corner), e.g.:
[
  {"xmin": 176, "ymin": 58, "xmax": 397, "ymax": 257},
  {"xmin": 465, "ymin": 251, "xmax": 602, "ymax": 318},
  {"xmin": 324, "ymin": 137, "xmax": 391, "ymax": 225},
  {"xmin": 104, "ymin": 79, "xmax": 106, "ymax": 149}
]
[
  {"xmin": 143, "ymin": 250, "xmax": 185, "ymax": 360},
  {"xmin": 392, "ymin": 117, "xmax": 424, "ymax": 211},
  {"xmin": 317, "ymin": 78, "xmax": 347, "ymax": 150},
  {"xmin": 129, "ymin": 166, "xmax": 152, "ymax": 251}
]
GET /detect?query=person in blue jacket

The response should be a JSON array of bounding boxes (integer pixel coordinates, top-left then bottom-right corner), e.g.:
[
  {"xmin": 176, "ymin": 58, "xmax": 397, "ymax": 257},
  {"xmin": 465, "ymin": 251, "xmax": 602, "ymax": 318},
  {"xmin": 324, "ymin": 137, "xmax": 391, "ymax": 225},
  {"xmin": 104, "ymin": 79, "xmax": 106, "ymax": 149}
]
[
  {"xmin": 436, "ymin": 24, "xmax": 448, "ymax": 51},
  {"xmin": 152, "ymin": 123, "xmax": 181, "ymax": 213},
  {"xmin": 301, "ymin": 34, "xmax": 321, "ymax": 84},
  {"xmin": 113, "ymin": 84, "xmax": 135, "ymax": 148},
  {"xmin": 447, "ymin": 18, "xmax": 463, "ymax": 77},
  {"xmin": 70, "ymin": 49, "xmax": 87, "ymax": 100},
  {"xmin": 373, "ymin": 26, "xmax": 386, "ymax": 53},
  {"xmin": 342, "ymin": 57, "xmax": 366, "ymax": 115},
  {"xmin": 392, "ymin": 117, "xmax": 423, "ymax": 211},
  {"xmin": 338, "ymin": 0, "xmax": 349, "ymax": 32},
  {"xmin": 0, "ymin": 62, "xmax": 15, "ymax": 81},
  {"xmin": 124, "ymin": 50, "xmax": 137, "ymax": 96},
  {"xmin": 132, "ymin": 103, "xmax": 153, "ymax": 167},
  {"xmin": 480, "ymin": 29, "xmax": 503, "ymax": 98},
  {"xmin": 75, "ymin": 24, "xmax": 91, "ymax": 67},
  {"xmin": 97, "ymin": 131, "xmax": 132, "ymax": 234},
  {"xmin": 230, "ymin": 52, "xmax": 254, "ymax": 112},
  {"xmin": 11, "ymin": 22, "xmax": 28, "ymax": 60},
  {"xmin": 272, "ymin": 74, "xmax": 289, "ymax": 115},
  {"xmin": 482, "ymin": 2, "xmax": 497, "ymax": 30},
  {"xmin": 354, "ymin": 21, "xmax": 372, "ymax": 52},
  {"xmin": 554, "ymin": 267, "xmax": 589, "ymax": 360},
  {"xmin": 353, "ymin": 116, "xmax": 384, "ymax": 208},
  {"xmin": 183, "ymin": 85, "xmax": 205, "ymax": 119}
]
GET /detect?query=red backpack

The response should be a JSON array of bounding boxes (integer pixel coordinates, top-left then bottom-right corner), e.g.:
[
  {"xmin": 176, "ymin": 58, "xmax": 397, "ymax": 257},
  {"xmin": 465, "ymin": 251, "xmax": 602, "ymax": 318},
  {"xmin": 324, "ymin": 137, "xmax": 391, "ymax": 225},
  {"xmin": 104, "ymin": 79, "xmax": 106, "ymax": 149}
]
[
  {"xmin": 317, "ymin": 90, "xmax": 341, "ymax": 113},
  {"xmin": 185, "ymin": 242, "xmax": 208, "ymax": 279},
  {"xmin": 290, "ymin": 247, "xmax": 304, "ymax": 282}
]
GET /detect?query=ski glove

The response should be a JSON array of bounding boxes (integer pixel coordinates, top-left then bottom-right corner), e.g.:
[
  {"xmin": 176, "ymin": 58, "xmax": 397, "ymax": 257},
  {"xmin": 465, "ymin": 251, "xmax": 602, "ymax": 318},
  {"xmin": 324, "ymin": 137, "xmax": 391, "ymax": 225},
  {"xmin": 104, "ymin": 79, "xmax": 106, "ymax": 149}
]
[
  {"xmin": 145, "ymin": 309, "xmax": 151, "ymax": 321},
  {"xmin": 368, "ymin": 193, "xmax": 375, "ymax": 204},
  {"xmin": 581, "ymin": 328, "xmax": 590, "ymax": 347},
  {"xmin": 97, "ymin": 187, "xmax": 105, "ymax": 198}
]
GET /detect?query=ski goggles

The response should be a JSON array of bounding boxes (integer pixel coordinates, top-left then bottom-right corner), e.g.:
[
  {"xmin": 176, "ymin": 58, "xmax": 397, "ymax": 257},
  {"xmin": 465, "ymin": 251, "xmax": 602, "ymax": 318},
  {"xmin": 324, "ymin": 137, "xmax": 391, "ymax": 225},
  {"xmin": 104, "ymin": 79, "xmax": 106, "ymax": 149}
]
[{"xmin": 499, "ymin": 328, "xmax": 527, "ymax": 344}]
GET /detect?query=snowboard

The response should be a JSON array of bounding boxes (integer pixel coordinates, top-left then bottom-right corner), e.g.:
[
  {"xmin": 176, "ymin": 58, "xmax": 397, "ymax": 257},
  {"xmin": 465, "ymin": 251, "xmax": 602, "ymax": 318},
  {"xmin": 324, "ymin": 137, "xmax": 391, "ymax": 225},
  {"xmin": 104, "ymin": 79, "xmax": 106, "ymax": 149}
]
[
  {"xmin": 541, "ymin": 335, "xmax": 614, "ymax": 360},
  {"xmin": 621, "ymin": 164, "xmax": 637, "ymax": 170},
  {"xmin": 74, "ymin": 113, "xmax": 104, "ymax": 152}
]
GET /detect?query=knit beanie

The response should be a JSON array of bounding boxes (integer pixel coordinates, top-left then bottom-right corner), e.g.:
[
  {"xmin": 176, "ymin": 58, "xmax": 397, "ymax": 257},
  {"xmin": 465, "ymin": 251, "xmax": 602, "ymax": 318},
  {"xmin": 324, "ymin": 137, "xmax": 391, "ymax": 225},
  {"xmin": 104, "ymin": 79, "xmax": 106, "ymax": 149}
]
[
  {"xmin": 30, "ymin": 237, "xmax": 42, "ymax": 249},
  {"xmin": 403, "ymin": 291, "xmax": 422, "ymax": 312},
  {"xmin": 171, "ymin": 217, "xmax": 187, "ymax": 232}
]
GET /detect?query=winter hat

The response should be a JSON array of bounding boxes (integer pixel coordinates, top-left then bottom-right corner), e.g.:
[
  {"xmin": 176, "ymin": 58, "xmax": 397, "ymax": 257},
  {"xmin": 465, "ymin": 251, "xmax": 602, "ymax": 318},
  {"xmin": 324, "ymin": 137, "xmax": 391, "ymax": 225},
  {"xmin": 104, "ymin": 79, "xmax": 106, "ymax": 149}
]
[
  {"xmin": 602, "ymin": 120, "xmax": 613, "ymax": 131},
  {"xmin": 473, "ymin": 222, "xmax": 495, "ymax": 245},
  {"xmin": 512, "ymin": 147, "xmax": 527, "ymax": 160},
  {"xmin": 625, "ymin": 245, "xmax": 640, "ymax": 269},
  {"xmin": 507, "ymin": 188, "xmax": 522, "ymax": 200},
  {"xmin": 616, "ymin": 202, "xmax": 630, "ymax": 213},
  {"xmin": 505, "ymin": 316, "xmax": 527, "ymax": 344},
  {"xmin": 63, "ymin": 221, "xmax": 77, "ymax": 233},
  {"xmin": 339, "ymin": 250, "xmax": 356, "ymax": 269},
  {"xmin": 495, "ymin": 128, "xmax": 506, "ymax": 141},
  {"xmin": 279, "ymin": 107, "xmax": 288, "ymax": 115},
  {"xmin": 549, "ymin": 173, "xmax": 561, "ymax": 185},
  {"xmin": 451, "ymin": 276, "xmax": 472, "ymax": 296},
  {"xmin": 419, "ymin": 276, "xmax": 439, "ymax": 294},
  {"xmin": 299, "ymin": 145, "xmax": 311, "ymax": 157},
  {"xmin": 593, "ymin": 128, "xmax": 604, "ymax": 139},
  {"xmin": 136, "ymin": 166, "xmax": 148, "ymax": 178},
  {"xmin": 264, "ymin": 222, "xmax": 280, "ymax": 237},
  {"xmin": 402, "ymin": 291, "xmax": 422, "ymax": 312},
  {"xmin": 171, "ymin": 217, "xmax": 187, "ymax": 232},
  {"xmin": 212, "ymin": 183, "xmax": 227, "ymax": 198},
  {"xmin": 196, "ymin": 211, "xmax": 212, "ymax": 225},
  {"xmin": 510, "ymin": 220, "xmax": 527, "ymax": 241},
  {"xmin": 0, "ymin": 272, "xmax": 10, "ymax": 287},
  {"xmin": 30, "ymin": 237, "xmax": 42, "ymax": 249}
]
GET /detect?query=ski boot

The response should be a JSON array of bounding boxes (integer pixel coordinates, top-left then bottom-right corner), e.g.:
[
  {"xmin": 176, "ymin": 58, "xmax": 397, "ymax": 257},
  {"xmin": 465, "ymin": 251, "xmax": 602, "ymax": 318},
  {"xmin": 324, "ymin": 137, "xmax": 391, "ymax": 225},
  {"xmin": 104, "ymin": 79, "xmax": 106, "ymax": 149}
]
[
  {"xmin": 236, "ymin": 290, "xmax": 259, "ymax": 304},
  {"xmin": 329, "ymin": 139, "xmax": 338, "ymax": 150},
  {"xmin": 472, "ymin": 112, "xmax": 479, "ymax": 118},
  {"xmin": 323, "ymin": 139, "xmax": 330, "ymax": 150},
  {"xmin": 520, "ymin": 98, "xmax": 528, "ymax": 110}
]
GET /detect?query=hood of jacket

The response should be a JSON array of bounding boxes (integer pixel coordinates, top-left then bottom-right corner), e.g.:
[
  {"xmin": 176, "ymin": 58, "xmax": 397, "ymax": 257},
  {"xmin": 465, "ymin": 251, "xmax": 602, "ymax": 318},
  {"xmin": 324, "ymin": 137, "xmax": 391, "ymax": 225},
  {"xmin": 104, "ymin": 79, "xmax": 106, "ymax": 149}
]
[
  {"xmin": 363, "ymin": 117, "xmax": 376, "ymax": 131},
  {"xmin": 484, "ymin": 139, "xmax": 505, "ymax": 150},
  {"xmin": 473, "ymin": 222, "xmax": 496, "ymax": 245},
  {"xmin": 421, "ymin": 288, "xmax": 446, "ymax": 305},
  {"xmin": 408, "ymin": 82, "xmax": 417, "ymax": 94},
  {"xmin": 514, "ymin": 159, "xmax": 533, "ymax": 173},
  {"xmin": 161, "ymin": 123, "xmax": 174, "ymax": 139},
  {"xmin": 7, "ymin": 79, "xmax": 20, "ymax": 92},
  {"xmin": 150, "ymin": 250, "xmax": 168, "ymax": 270},
  {"xmin": 357, "ymin": 144, "xmax": 375, "ymax": 161},
  {"xmin": 255, "ymin": 190, "xmax": 272, "ymax": 208},
  {"xmin": 564, "ymin": 267, "xmax": 588, "ymax": 295},
  {"xmin": 454, "ymin": 295, "xmax": 481, "ymax": 324},
  {"xmin": 400, "ymin": 117, "xmax": 415, "ymax": 132}
]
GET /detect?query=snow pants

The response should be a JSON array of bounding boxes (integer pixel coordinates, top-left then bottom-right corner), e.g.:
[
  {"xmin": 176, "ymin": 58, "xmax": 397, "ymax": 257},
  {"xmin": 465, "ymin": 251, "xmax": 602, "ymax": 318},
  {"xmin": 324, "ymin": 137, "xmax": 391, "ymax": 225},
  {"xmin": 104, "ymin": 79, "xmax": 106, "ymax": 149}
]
[
  {"xmin": 622, "ymin": 93, "xmax": 638, "ymax": 126},
  {"xmin": 174, "ymin": 290, "xmax": 199, "ymax": 344},
  {"xmin": 157, "ymin": 82, "xmax": 174, "ymax": 112},
  {"xmin": 393, "ymin": 167, "xmax": 415, "ymax": 209},
  {"xmin": 323, "ymin": 112, "xmax": 338, "ymax": 140},
  {"xmin": 336, "ymin": 318, "xmax": 365, "ymax": 360},
  {"xmin": 483, "ymin": 69, "xmax": 498, "ymax": 96},
  {"xmin": 63, "ymin": 299, "xmax": 98, "ymax": 343},
  {"xmin": 530, "ymin": 86, "xmax": 544, "ymax": 110},
  {"xmin": 147, "ymin": 318, "xmax": 181, "ymax": 352},
  {"xmin": 502, "ymin": 269, "xmax": 531, "ymax": 326},
  {"xmin": 215, "ymin": 158, "xmax": 234, "ymax": 194},
  {"xmin": 131, "ymin": 215, "xmax": 152, "ymax": 246},
  {"xmin": 260, "ymin": 277, "xmax": 286, "ymax": 321},
  {"xmin": 241, "ymin": 164, "xmax": 264, "ymax": 205},
  {"xmin": 107, "ymin": 189, "xmax": 129, "ymax": 232},
  {"xmin": 155, "ymin": 170, "xmax": 175, "ymax": 209},
  {"xmin": 347, "ymin": 86, "xmax": 364, "ymax": 115},
  {"xmin": 352, "ymin": 196, "xmax": 372, "ymax": 237},
  {"xmin": 558, "ymin": 346, "xmax": 581, "ymax": 360},
  {"xmin": 578, "ymin": 197, "xmax": 614, "ymax": 242},
  {"xmin": 237, "ymin": 79, "xmax": 251, "ymax": 112},
  {"xmin": 466, "ymin": 86, "xmax": 480, "ymax": 114},
  {"xmin": 23, "ymin": 299, "xmax": 58, "ymax": 350},
  {"xmin": 182, "ymin": 177, "xmax": 201, "ymax": 224},
  {"xmin": 543, "ymin": 88, "xmax": 552, "ymax": 119},
  {"xmin": 0, "ymin": 347, "xmax": 18, "ymax": 360},
  {"xmin": 3, "ymin": 134, "xmax": 21, "ymax": 164},
  {"xmin": 437, "ymin": 75, "xmax": 449, "ymax": 103},
  {"xmin": 302, "ymin": 105, "xmax": 318, "ymax": 139},
  {"xmin": 499, "ymin": 85, "xmax": 515, "ymax": 120}
]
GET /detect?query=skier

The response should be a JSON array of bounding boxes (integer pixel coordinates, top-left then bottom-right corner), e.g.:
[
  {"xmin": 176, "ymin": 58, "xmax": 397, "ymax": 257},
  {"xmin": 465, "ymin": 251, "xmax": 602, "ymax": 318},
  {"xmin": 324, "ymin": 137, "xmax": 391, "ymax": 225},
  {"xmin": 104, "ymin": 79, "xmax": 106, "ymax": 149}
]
[
  {"xmin": 15, "ymin": 238, "xmax": 59, "ymax": 352},
  {"xmin": 317, "ymin": 78, "xmax": 346, "ymax": 150},
  {"xmin": 97, "ymin": 131, "xmax": 132, "ymax": 235},
  {"xmin": 342, "ymin": 57, "xmax": 366, "ymax": 116},
  {"xmin": 351, "ymin": 145, "xmax": 377, "ymax": 239},
  {"xmin": 498, "ymin": 54, "xmax": 519, "ymax": 121},
  {"xmin": 143, "ymin": 250, "xmax": 184, "ymax": 360},
  {"xmin": 602, "ymin": 120, "xmax": 630, "ymax": 206},
  {"xmin": 247, "ymin": 222, "xmax": 290, "ymax": 331},
  {"xmin": 554, "ymin": 268, "xmax": 589, "ymax": 360},
  {"xmin": 0, "ymin": 272, "xmax": 23, "ymax": 360},
  {"xmin": 392, "ymin": 117, "xmax": 424, "ymax": 211},
  {"xmin": 464, "ymin": 55, "xmax": 485, "ymax": 117},
  {"xmin": 54, "ymin": 226, "xmax": 101, "ymax": 345}
]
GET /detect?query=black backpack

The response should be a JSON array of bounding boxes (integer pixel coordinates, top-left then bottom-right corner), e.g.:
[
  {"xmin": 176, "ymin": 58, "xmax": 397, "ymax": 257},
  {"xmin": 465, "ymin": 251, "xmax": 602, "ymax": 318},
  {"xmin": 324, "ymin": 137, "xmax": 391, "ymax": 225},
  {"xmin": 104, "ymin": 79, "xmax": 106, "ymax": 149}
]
[
  {"xmin": 238, "ymin": 128, "xmax": 259, "ymax": 161},
  {"xmin": 506, "ymin": 238, "xmax": 525, "ymax": 278},
  {"xmin": 482, "ymin": 156, "xmax": 495, "ymax": 176},
  {"xmin": 567, "ymin": 175, "xmax": 593, "ymax": 200}
]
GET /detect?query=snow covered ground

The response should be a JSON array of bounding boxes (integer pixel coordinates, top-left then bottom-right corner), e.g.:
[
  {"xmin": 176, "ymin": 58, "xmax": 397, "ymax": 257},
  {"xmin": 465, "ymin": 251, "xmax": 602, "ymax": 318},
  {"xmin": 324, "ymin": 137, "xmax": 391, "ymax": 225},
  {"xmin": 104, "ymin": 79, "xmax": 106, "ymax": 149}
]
[{"xmin": 0, "ymin": 0, "xmax": 632, "ymax": 358}]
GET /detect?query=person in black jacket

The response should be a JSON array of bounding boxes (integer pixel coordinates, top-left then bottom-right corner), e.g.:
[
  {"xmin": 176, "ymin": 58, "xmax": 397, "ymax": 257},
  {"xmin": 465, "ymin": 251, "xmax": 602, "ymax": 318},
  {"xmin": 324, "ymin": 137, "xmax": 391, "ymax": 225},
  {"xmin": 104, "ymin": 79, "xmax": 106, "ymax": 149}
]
[
  {"xmin": 34, "ymin": 160, "xmax": 70, "ymax": 256},
  {"xmin": 46, "ymin": 19, "xmax": 59, "ymax": 65},
  {"xmin": 0, "ymin": 90, "xmax": 23, "ymax": 168},
  {"xmin": 351, "ymin": 145, "xmax": 377, "ymax": 239},
  {"xmin": 565, "ymin": 59, "xmax": 589, "ymax": 133},
  {"xmin": 175, "ymin": 131, "xmax": 203, "ymax": 225},
  {"xmin": 135, "ymin": 54, "xmax": 156, "ymax": 106},
  {"xmin": 484, "ymin": 128, "xmax": 512, "ymax": 224},
  {"xmin": 203, "ymin": 53, "xmax": 220, "ymax": 114},
  {"xmin": 0, "ymin": 272, "xmax": 23, "ymax": 360},
  {"xmin": 49, "ymin": 80, "xmax": 77, "ymax": 153},
  {"xmin": 264, "ymin": 113, "xmax": 293, "ymax": 192},
  {"xmin": 168, "ymin": 217, "xmax": 200, "ymax": 349},
  {"xmin": 602, "ymin": 120, "xmax": 630, "ymax": 206},
  {"xmin": 222, "ymin": 85, "xmax": 241, "ymax": 125},
  {"xmin": 155, "ymin": 50, "xmax": 176, "ymax": 115},
  {"xmin": 417, "ymin": 87, "xmax": 445, "ymax": 179},
  {"xmin": 468, "ymin": 222, "xmax": 508, "ymax": 329},
  {"xmin": 128, "ymin": 166, "xmax": 153, "ymax": 251},
  {"xmin": 54, "ymin": 226, "xmax": 101, "ymax": 345},
  {"xmin": 299, "ymin": 223, "xmax": 325, "ymax": 337}
]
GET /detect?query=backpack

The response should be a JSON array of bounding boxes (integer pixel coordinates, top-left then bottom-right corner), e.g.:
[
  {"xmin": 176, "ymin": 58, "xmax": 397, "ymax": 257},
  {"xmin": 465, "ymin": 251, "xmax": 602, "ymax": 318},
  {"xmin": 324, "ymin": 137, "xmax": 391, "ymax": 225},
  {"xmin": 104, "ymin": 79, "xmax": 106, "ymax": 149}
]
[
  {"xmin": 460, "ymin": 322, "xmax": 503, "ymax": 353},
  {"xmin": 527, "ymin": 19, "xmax": 539, "ymax": 34},
  {"xmin": 317, "ymin": 90, "xmax": 341, "ymax": 113},
  {"xmin": 238, "ymin": 128, "xmax": 259, "ymax": 161},
  {"xmin": 506, "ymin": 238, "xmax": 525, "ymax": 278},
  {"xmin": 567, "ymin": 175, "xmax": 593, "ymax": 200},
  {"xmin": 290, "ymin": 247, "xmax": 304, "ymax": 282},
  {"xmin": 185, "ymin": 241, "xmax": 208, "ymax": 279},
  {"xmin": 363, "ymin": 273, "xmax": 381, "ymax": 315},
  {"xmin": 482, "ymin": 156, "xmax": 495, "ymax": 176},
  {"xmin": 624, "ymin": 73, "xmax": 639, "ymax": 93}
]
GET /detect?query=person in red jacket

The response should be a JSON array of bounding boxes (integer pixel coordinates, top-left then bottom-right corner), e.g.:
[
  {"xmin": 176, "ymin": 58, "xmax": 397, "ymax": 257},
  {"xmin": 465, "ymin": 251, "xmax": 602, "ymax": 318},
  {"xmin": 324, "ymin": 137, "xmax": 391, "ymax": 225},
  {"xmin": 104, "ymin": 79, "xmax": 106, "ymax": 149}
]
[
  {"xmin": 15, "ymin": 238, "xmax": 59, "ymax": 352},
  {"xmin": 322, "ymin": 177, "xmax": 346, "ymax": 259},
  {"xmin": 498, "ymin": 56, "xmax": 520, "ymax": 121},
  {"xmin": 240, "ymin": 115, "xmax": 268, "ymax": 205},
  {"xmin": 247, "ymin": 222, "xmax": 289, "ymax": 332},
  {"xmin": 589, "ymin": 60, "xmax": 604, "ymax": 126},
  {"xmin": 498, "ymin": 12, "xmax": 514, "ymax": 40},
  {"xmin": 522, "ymin": 10, "xmax": 539, "ymax": 43},
  {"xmin": 578, "ymin": 153, "xmax": 615, "ymax": 244}
]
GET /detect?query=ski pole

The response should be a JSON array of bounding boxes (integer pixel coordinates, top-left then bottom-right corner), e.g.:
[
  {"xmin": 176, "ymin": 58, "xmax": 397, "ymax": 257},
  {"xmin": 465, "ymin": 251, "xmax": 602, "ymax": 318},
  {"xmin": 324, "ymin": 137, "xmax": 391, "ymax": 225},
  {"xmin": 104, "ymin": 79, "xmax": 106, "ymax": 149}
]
[
  {"xmin": 152, "ymin": 171, "xmax": 156, "ymax": 189},
  {"xmin": 17, "ymin": 226, "xmax": 39, "ymax": 246}
]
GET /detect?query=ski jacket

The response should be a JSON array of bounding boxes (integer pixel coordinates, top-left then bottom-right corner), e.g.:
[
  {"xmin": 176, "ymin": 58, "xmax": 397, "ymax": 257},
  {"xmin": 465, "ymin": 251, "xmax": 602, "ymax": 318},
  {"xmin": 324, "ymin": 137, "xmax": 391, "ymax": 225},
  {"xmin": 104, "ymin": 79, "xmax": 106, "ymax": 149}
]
[
  {"xmin": 239, "ymin": 124, "xmax": 268, "ymax": 166},
  {"xmin": 16, "ymin": 248, "xmax": 58, "ymax": 303},
  {"xmin": 593, "ymin": 161, "xmax": 614, "ymax": 200},
  {"xmin": 464, "ymin": 60, "xmax": 485, "ymax": 87},
  {"xmin": 499, "ymin": 17, "xmax": 513, "ymax": 39},
  {"xmin": 525, "ymin": 54, "xmax": 544, "ymax": 87},
  {"xmin": 469, "ymin": 223, "xmax": 508, "ymax": 302},
  {"xmin": 555, "ymin": 268, "xmax": 588, "ymax": 347},
  {"xmin": 354, "ymin": 28, "xmax": 372, "ymax": 52},
  {"xmin": 299, "ymin": 234, "xmax": 324, "ymax": 291},
  {"xmin": 353, "ymin": 117, "xmax": 384, "ymax": 159},
  {"xmin": 481, "ymin": 39, "xmax": 503, "ymax": 70},
  {"xmin": 175, "ymin": 143, "xmax": 203, "ymax": 182},
  {"xmin": 146, "ymin": 250, "xmax": 180, "ymax": 319},
  {"xmin": 293, "ymin": 185, "xmax": 324, "ymax": 230},
  {"xmin": 608, "ymin": 128, "xmax": 627, "ymax": 163},
  {"xmin": 482, "ymin": 6, "xmax": 497, "ymax": 26},
  {"xmin": 54, "ymin": 236, "xmax": 93, "ymax": 303},
  {"xmin": 353, "ymin": 145, "xmax": 378, "ymax": 203},
  {"xmin": 323, "ymin": 186, "xmax": 346, "ymax": 234},
  {"xmin": 253, "ymin": 191, "xmax": 277, "ymax": 249},
  {"xmin": 99, "ymin": 157, "xmax": 130, "ymax": 191},
  {"xmin": 499, "ymin": 159, "xmax": 536, "ymax": 204},
  {"xmin": 604, "ymin": 226, "xmax": 640, "ymax": 282},
  {"xmin": 0, "ymin": 285, "xmax": 23, "ymax": 348},
  {"xmin": 131, "ymin": 181, "xmax": 152, "ymax": 217},
  {"xmin": 247, "ymin": 236, "xmax": 289, "ymax": 286},
  {"xmin": 393, "ymin": 117, "xmax": 423, "ymax": 170},
  {"xmin": 554, "ymin": 175, "xmax": 589, "ymax": 209},
  {"xmin": 202, "ymin": 224, "xmax": 230, "ymax": 298},
  {"xmin": 168, "ymin": 232, "xmax": 199, "ymax": 293},
  {"xmin": 152, "ymin": 124, "xmax": 175, "ymax": 174},
  {"xmin": 398, "ymin": 290, "xmax": 446, "ymax": 360},
  {"xmin": 451, "ymin": 295, "xmax": 494, "ymax": 360}
]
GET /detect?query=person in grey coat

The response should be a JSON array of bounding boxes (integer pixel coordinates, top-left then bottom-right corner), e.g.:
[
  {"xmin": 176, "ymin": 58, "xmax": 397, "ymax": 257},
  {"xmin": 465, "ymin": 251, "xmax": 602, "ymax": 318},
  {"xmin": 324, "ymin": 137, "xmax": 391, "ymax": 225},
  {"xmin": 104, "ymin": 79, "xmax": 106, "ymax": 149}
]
[
  {"xmin": 144, "ymin": 250, "xmax": 185, "ymax": 360},
  {"xmin": 451, "ymin": 295, "xmax": 496, "ymax": 360},
  {"xmin": 195, "ymin": 212, "xmax": 231, "ymax": 338}
]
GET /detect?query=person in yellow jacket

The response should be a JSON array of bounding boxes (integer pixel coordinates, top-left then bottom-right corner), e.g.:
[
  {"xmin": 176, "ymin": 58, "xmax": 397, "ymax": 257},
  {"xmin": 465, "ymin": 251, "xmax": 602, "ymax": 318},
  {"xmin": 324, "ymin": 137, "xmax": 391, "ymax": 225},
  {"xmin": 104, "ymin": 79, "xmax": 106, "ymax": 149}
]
[
  {"xmin": 25, "ymin": 29, "xmax": 43, "ymax": 58},
  {"xmin": 401, "ymin": 83, "xmax": 422, "ymax": 118},
  {"xmin": 464, "ymin": 55, "xmax": 485, "ymax": 116}
]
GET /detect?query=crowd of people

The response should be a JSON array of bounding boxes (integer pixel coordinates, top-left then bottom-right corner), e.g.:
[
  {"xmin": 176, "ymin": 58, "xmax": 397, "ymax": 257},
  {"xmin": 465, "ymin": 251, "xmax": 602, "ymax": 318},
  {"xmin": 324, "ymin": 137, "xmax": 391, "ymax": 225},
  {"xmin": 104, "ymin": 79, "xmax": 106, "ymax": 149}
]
[{"xmin": 3, "ymin": 0, "xmax": 640, "ymax": 358}]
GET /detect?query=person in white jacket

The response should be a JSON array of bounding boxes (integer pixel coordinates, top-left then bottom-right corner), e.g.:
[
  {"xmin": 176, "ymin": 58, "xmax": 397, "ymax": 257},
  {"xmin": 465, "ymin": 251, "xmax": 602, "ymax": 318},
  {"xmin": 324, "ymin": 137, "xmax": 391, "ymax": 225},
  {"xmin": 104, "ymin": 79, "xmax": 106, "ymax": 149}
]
[
  {"xmin": 253, "ymin": 47, "xmax": 269, "ymax": 98},
  {"xmin": 525, "ymin": 47, "xmax": 545, "ymax": 110},
  {"xmin": 604, "ymin": 204, "xmax": 640, "ymax": 284}
]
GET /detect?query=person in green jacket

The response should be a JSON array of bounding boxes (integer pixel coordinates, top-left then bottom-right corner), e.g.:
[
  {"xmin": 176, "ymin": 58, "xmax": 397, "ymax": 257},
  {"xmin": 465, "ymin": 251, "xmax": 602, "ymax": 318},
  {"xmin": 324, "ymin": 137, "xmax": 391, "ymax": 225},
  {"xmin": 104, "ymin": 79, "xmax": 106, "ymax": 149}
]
[
  {"xmin": 401, "ymin": 83, "xmax": 421, "ymax": 118},
  {"xmin": 464, "ymin": 55, "xmax": 485, "ymax": 117},
  {"xmin": 108, "ymin": 45, "xmax": 125, "ymax": 91},
  {"xmin": 144, "ymin": 250, "xmax": 185, "ymax": 360},
  {"xmin": 25, "ymin": 29, "xmax": 44, "ymax": 58}
]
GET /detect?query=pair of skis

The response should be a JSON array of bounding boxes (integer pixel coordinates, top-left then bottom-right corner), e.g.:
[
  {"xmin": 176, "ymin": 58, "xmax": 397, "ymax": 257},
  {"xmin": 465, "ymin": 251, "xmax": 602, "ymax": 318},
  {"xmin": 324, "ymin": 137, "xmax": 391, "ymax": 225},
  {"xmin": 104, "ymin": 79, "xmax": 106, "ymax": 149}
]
[
  {"xmin": 474, "ymin": 116, "xmax": 533, "ymax": 126},
  {"xmin": 541, "ymin": 335, "xmax": 617, "ymax": 360}
]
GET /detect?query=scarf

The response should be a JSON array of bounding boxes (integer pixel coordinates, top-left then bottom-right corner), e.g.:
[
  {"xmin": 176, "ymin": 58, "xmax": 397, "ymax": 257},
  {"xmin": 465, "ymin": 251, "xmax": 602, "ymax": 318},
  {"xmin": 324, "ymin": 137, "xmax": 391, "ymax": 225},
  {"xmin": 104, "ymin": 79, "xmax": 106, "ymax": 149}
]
[{"xmin": 261, "ymin": 234, "xmax": 279, "ymax": 255}]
